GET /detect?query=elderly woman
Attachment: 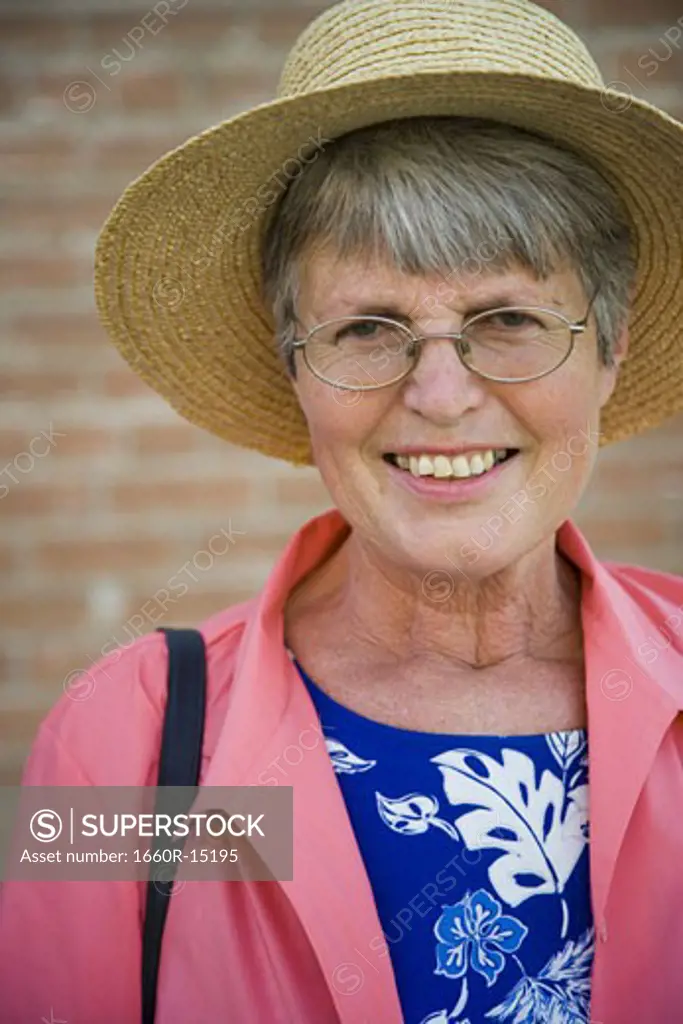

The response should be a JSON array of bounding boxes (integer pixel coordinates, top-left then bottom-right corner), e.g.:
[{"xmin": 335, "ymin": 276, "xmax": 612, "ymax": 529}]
[{"xmin": 2, "ymin": 1, "xmax": 683, "ymax": 1022}]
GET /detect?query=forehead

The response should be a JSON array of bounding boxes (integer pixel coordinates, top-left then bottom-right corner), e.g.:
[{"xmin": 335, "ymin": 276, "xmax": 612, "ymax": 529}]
[{"xmin": 298, "ymin": 245, "xmax": 580, "ymax": 316}]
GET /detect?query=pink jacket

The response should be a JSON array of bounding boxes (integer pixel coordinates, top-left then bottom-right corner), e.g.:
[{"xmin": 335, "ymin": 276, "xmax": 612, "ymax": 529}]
[{"xmin": 2, "ymin": 508, "xmax": 683, "ymax": 1023}]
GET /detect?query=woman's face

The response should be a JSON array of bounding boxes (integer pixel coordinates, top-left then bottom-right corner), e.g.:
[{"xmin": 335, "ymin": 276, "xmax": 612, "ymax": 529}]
[{"xmin": 290, "ymin": 247, "xmax": 628, "ymax": 580}]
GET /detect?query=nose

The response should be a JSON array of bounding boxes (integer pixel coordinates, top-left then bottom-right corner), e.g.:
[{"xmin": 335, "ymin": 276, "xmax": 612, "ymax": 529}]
[{"xmin": 401, "ymin": 333, "xmax": 488, "ymax": 423}]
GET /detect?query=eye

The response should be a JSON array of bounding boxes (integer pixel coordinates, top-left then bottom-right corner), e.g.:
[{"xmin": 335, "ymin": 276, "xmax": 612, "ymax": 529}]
[
  {"xmin": 491, "ymin": 309, "xmax": 544, "ymax": 329},
  {"xmin": 334, "ymin": 319, "xmax": 383, "ymax": 342},
  {"xmin": 486, "ymin": 310, "xmax": 544, "ymax": 329}
]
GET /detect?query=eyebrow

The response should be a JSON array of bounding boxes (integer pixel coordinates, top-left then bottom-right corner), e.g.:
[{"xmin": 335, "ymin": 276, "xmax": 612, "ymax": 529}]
[{"xmin": 335, "ymin": 294, "xmax": 566, "ymax": 320}]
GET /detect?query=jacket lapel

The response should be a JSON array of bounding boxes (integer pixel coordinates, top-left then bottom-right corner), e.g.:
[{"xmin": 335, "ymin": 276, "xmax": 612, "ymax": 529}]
[
  {"xmin": 557, "ymin": 521, "xmax": 682, "ymax": 930},
  {"xmin": 203, "ymin": 509, "xmax": 404, "ymax": 1023}
]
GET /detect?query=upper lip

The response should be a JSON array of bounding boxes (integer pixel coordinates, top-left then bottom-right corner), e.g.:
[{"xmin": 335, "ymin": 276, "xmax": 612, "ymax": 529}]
[{"xmin": 385, "ymin": 444, "xmax": 518, "ymax": 456}]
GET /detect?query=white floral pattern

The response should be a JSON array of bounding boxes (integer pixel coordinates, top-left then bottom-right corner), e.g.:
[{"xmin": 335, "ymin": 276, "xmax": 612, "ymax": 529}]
[
  {"xmin": 376, "ymin": 792, "xmax": 461, "ymax": 840},
  {"xmin": 295, "ymin": 655, "xmax": 593, "ymax": 1024},
  {"xmin": 325, "ymin": 737, "xmax": 377, "ymax": 774},
  {"xmin": 380, "ymin": 736, "xmax": 592, "ymax": 1023},
  {"xmin": 485, "ymin": 927, "xmax": 594, "ymax": 1023},
  {"xmin": 431, "ymin": 746, "xmax": 588, "ymax": 936}
]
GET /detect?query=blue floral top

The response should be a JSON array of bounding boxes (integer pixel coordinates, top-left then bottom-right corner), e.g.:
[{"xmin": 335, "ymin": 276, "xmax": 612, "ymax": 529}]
[{"xmin": 291, "ymin": 653, "xmax": 594, "ymax": 1024}]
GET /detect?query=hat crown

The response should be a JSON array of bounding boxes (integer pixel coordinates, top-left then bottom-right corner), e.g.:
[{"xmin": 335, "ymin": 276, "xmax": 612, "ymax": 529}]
[{"xmin": 277, "ymin": 0, "xmax": 605, "ymax": 99}]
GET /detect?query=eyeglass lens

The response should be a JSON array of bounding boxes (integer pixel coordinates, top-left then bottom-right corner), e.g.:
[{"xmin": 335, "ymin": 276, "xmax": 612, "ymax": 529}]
[{"xmin": 305, "ymin": 311, "xmax": 573, "ymax": 387}]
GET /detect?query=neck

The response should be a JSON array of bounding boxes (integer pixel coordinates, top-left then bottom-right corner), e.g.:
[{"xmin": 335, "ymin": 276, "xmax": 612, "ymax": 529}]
[{"xmin": 287, "ymin": 528, "xmax": 583, "ymax": 672}]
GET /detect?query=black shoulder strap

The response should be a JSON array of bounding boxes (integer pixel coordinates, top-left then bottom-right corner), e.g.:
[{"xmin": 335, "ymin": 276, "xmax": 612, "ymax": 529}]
[{"xmin": 141, "ymin": 627, "xmax": 207, "ymax": 1024}]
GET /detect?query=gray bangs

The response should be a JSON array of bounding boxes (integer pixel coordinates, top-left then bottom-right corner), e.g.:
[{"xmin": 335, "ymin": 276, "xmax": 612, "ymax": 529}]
[{"xmin": 259, "ymin": 116, "xmax": 637, "ymax": 371}]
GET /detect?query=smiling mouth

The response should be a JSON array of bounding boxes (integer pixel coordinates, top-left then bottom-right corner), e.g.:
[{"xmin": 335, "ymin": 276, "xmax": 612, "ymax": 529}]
[{"xmin": 383, "ymin": 449, "xmax": 519, "ymax": 480}]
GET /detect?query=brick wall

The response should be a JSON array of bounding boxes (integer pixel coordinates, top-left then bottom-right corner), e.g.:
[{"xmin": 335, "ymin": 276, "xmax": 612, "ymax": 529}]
[{"xmin": 2, "ymin": 0, "xmax": 682, "ymax": 783}]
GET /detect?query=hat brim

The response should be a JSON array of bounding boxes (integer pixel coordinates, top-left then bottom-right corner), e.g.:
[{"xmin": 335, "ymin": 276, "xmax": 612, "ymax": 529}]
[{"xmin": 94, "ymin": 70, "xmax": 683, "ymax": 465}]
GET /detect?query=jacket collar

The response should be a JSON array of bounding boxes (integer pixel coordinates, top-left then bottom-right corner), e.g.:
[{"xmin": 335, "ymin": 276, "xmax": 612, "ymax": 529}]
[{"xmin": 204, "ymin": 508, "xmax": 682, "ymax": 1016}]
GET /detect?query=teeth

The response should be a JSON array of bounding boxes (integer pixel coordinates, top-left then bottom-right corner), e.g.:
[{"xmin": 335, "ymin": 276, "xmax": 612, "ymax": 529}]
[
  {"xmin": 393, "ymin": 448, "xmax": 510, "ymax": 480},
  {"xmin": 433, "ymin": 455, "xmax": 453, "ymax": 479},
  {"xmin": 451, "ymin": 455, "xmax": 471, "ymax": 478}
]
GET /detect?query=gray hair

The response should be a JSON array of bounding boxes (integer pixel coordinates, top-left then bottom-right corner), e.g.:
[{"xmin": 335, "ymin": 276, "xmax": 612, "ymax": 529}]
[{"xmin": 259, "ymin": 116, "xmax": 637, "ymax": 376}]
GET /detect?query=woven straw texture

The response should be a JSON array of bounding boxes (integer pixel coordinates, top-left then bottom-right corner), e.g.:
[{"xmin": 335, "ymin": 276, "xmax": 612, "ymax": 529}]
[{"xmin": 94, "ymin": 0, "xmax": 683, "ymax": 466}]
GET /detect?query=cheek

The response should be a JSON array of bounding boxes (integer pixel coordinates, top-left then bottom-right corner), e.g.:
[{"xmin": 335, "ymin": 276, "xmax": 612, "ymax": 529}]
[
  {"xmin": 516, "ymin": 357, "xmax": 605, "ymax": 443},
  {"xmin": 298, "ymin": 381, "xmax": 392, "ymax": 459},
  {"xmin": 500, "ymin": 373, "xmax": 603, "ymax": 517}
]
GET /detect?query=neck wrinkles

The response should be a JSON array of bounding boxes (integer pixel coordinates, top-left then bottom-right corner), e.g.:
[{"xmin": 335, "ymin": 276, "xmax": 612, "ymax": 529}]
[{"xmin": 288, "ymin": 528, "xmax": 584, "ymax": 671}]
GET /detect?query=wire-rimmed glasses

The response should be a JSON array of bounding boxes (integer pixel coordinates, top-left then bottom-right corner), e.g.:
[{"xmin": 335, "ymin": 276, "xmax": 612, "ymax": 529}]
[{"xmin": 291, "ymin": 285, "xmax": 601, "ymax": 390}]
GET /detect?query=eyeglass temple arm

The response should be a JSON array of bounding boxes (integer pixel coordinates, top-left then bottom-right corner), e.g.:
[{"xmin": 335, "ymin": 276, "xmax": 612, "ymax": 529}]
[{"xmin": 572, "ymin": 282, "xmax": 601, "ymax": 332}]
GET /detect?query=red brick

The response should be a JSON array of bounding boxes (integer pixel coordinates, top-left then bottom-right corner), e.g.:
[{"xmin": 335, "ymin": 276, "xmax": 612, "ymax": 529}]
[
  {"xmin": 0, "ymin": 74, "xmax": 20, "ymax": 114},
  {"xmin": 0, "ymin": 649, "xmax": 9, "ymax": 687},
  {"xmin": 0, "ymin": 425, "xmax": 108, "ymax": 460},
  {"xmin": 123, "ymin": 588, "xmax": 252, "ymax": 628},
  {"xmin": 0, "ymin": 483, "xmax": 89, "ymax": 518},
  {"xmin": 85, "ymin": 12, "xmax": 159, "ymax": 49},
  {"xmin": 616, "ymin": 41, "xmax": 683, "ymax": 88},
  {"xmin": 594, "ymin": 458, "xmax": 683, "ymax": 496},
  {"xmin": 252, "ymin": 10, "xmax": 324, "ymax": 48},
  {"xmin": 204, "ymin": 70, "xmax": 275, "ymax": 107},
  {"xmin": 0, "ymin": 431, "xmax": 32, "ymax": 461},
  {"xmin": 119, "ymin": 72, "xmax": 183, "ymax": 112},
  {"xmin": 0, "ymin": 595, "xmax": 87, "ymax": 630},
  {"xmin": 0, "ymin": 544, "xmax": 17, "ymax": 574},
  {"xmin": 0, "ymin": 709, "xmax": 47, "ymax": 754},
  {"xmin": 3, "ymin": 196, "xmax": 114, "ymax": 236},
  {"xmin": 581, "ymin": 0, "xmax": 681, "ymax": 27},
  {"xmin": 83, "ymin": 10, "xmax": 236, "ymax": 49},
  {"xmin": 0, "ymin": 371, "xmax": 82, "ymax": 398},
  {"xmin": 161, "ymin": 9, "xmax": 249, "ymax": 44},
  {"xmin": 50, "ymin": 428, "xmax": 114, "ymax": 458},
  {"xmin": 111, "ymin": 477, "xmax": 253, "ymax": 512},
  {"xmin": 28, "ymin": 644, "xmax": 112, "ymax": 693},
  {"xmin": 91, "ymin": 133, "xmax": 189, "ymax": 172},
  {"xmin": 0, "ymin": 256, "xmax": 92, "ymax": 290},
  {"xmin": 132, "ymin": 423, "xmax": 200, "ymax": 455},
  {"xmin": 273, "ymin": 473, "xmax": 329, "ymax": 506},
  {"xmin": 584, "ymin": 519, "xmax": 670, "ymax": 548},
  {"xmin": 9, "ymin": 312, "xmax": 105, "ymax": 347},
  {"xmin": 0, "ymin": 134, "xmax": 82, "ymax": 175},
  {"xmin": 0, "ymin": 761, "xmax": 26, "ymax": 786},
  {"xmin": 100, "ymin": 369, "xmax": 156, "ymax": 397},
  {"xmin": 230, "ymin": 530, "xmax": 300, "ymax": 560},
  {"xmin": 33, "ymin": 72, "xmax": 111, "ymax": 117},
  {"xmin": 36, "ymin": 538, "xmax": 179, "ymax": 573},
  {"xmin": 0, "ymin": 15, "xmax": 73, "ymax": 51}
]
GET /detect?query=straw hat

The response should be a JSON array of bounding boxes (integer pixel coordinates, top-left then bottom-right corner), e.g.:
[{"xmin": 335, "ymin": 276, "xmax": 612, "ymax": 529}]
[{"xmin": 94, "ymin": 0, "xmax": 683, "ymax": 466}]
